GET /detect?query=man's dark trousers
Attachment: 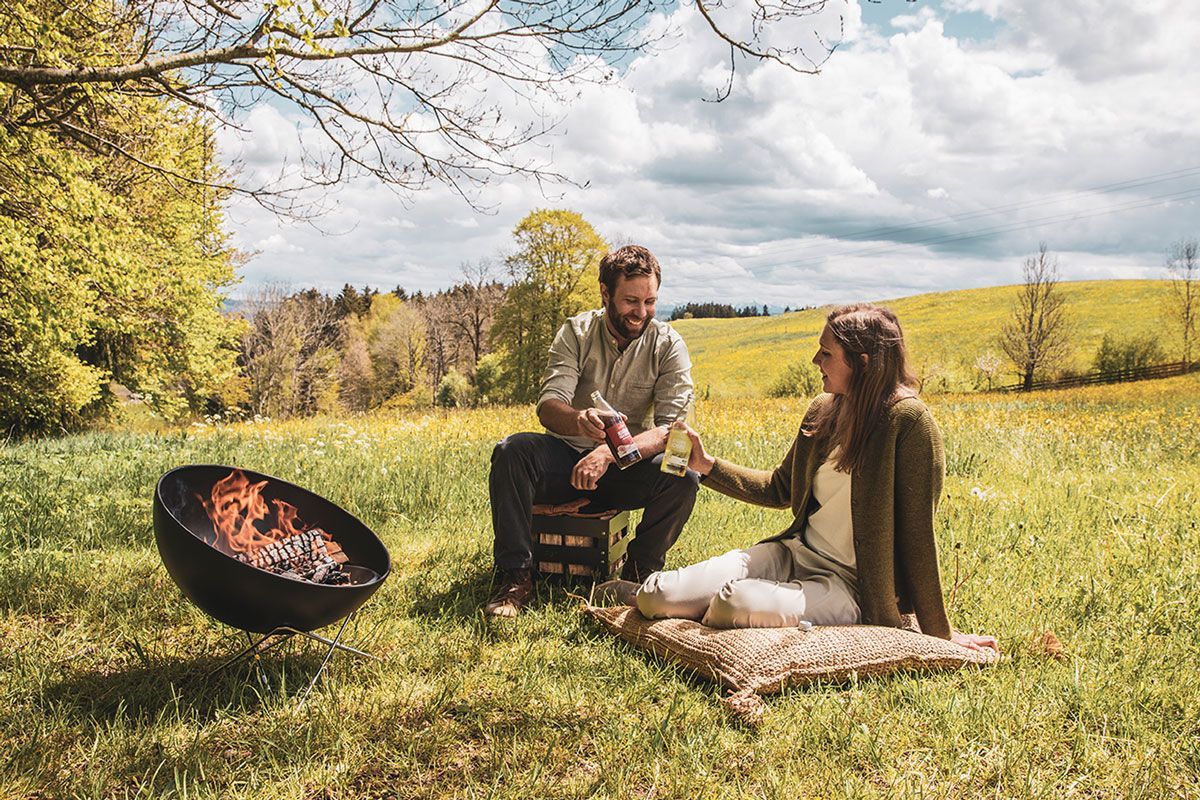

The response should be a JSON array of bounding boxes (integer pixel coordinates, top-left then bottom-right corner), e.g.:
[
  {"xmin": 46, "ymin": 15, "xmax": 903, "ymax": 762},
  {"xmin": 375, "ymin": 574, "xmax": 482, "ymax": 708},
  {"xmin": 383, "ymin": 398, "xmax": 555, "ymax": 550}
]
[{"xmin": 490, "ymin": 432, "xmax": 700, "ymax": 581}]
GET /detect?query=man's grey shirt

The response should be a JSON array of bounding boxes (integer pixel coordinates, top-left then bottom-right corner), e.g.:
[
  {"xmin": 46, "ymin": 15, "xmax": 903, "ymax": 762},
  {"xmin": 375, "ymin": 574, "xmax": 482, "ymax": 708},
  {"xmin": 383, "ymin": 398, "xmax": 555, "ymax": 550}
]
[{"xmin": 537, "ymin": 309, "xmax": 694, "ymax": 452}]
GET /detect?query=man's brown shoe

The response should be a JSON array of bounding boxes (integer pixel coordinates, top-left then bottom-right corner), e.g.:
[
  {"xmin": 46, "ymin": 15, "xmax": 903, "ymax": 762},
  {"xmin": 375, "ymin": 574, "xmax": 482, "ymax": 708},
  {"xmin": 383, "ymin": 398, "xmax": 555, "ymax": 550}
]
[{"xmin": 485, "ymin": 568, "xmax": 533, "ymax": 617}]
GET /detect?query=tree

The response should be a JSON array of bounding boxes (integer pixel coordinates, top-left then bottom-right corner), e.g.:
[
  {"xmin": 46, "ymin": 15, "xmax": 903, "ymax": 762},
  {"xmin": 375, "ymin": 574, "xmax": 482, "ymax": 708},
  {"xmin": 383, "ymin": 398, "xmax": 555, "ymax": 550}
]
[
  {"xmin": 435, "ymin": 370, "xmax": 475, "ymax": 408},
  {"xmin": 240, "ymin": 287, "xmax": 341, "ymax": 417},
  {"xmin": 1, "ymin": 0, "xmax": 838, "ymax": 210},
  {"xmin": 337, "ymin": 321, "xmax": 375, "ymax": 412},
  {"xmin": 360, "ymin": 293, "xmax": 427, "ymax": 405},
  {"xmin": 998, "ymin": 243, "xmax": 1072, "ymax": 391},
  {"xmin": 973, "ymin": 350, "xmax": 1003, "ymax": 391},
  {"xmin": 1165, "ymin": 238, "xmax": 1199, "ymax": 366},
  {"xmin": 490, "ymin": 209, "xmax": 607, "ymax": 403},
  {"xmin": 0, "ymin": 72, "xmax": 243, "ymax": 435},
  {"xmin": 445, "ymin": 261, "xmax": 506, "ymax": 371},
  {"xmin": 334, "ymin": 284, "xmax": 375, "ymax": 318}
]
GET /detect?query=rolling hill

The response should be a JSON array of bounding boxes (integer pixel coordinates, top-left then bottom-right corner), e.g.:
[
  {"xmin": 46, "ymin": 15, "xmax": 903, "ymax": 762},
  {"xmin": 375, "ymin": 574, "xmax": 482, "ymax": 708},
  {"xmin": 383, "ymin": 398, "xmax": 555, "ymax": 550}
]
[{"xmin": 670, "ymin": 279, "xmax": 1178, "ymax": 398}]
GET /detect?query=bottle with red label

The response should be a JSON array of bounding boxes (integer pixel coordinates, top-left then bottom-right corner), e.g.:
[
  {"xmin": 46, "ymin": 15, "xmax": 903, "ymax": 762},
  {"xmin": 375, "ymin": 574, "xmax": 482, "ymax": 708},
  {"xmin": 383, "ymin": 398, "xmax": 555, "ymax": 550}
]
[{"xmin": 590, "ymin": 390, "xmax": 643, "ymax": 469}]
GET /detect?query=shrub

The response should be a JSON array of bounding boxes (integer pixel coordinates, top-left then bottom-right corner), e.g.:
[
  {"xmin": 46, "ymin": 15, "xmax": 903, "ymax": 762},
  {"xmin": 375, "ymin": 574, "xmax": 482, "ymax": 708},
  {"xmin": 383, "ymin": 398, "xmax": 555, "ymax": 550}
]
[
  {"xmin": 1092, "ymin": 333, "xmax": 1164, "ymax": 373},
  {"xmin": 435, "ymin": 370, "xmax": 475, "ymax": 408},
  {"xmin": 768, "ymin": 362, "xmax": 823, "ymax": 398},
  {"xmin": 473, "ymin": 352, "xmax": 508, "ymax": 404}
]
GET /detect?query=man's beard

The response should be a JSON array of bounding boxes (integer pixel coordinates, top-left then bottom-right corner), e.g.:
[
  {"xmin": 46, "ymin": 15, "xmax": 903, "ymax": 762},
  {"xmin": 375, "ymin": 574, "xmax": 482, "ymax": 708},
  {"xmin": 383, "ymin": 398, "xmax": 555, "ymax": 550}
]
[{"xmin": 605, "ymin": 300, "xmax": 652, "ymax": 341}]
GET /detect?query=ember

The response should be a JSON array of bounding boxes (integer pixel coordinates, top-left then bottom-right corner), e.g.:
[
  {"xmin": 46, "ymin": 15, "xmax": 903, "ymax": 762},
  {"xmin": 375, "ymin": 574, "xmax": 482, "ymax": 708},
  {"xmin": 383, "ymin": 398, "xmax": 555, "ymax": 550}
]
[{"xmin": 198, "ymin": 469, "xmax": 352, "ymax": 585}]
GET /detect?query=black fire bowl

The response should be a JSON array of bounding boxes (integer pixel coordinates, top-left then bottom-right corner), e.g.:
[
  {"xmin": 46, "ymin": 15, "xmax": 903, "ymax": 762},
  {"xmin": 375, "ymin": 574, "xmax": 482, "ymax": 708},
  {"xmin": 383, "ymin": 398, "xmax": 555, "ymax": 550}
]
[{"xmin": 153, "ymin": 465, "xmax": 391, "ymax": 634}]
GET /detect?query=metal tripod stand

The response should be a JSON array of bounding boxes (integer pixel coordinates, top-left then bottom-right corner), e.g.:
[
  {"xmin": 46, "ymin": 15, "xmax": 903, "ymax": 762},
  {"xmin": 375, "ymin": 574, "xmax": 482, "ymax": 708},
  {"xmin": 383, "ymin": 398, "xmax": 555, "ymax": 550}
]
[{"xmin": 208, "ymin": 611, "xmax": 379, "ymax": 705}]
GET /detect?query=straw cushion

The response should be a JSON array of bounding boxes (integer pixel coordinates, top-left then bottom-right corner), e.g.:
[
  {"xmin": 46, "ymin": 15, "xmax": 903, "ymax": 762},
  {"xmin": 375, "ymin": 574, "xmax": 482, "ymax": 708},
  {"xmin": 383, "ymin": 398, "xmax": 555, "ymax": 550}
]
[{"xmin": 586, "ymin": 605, "xmax": 998, "ymax": 698}]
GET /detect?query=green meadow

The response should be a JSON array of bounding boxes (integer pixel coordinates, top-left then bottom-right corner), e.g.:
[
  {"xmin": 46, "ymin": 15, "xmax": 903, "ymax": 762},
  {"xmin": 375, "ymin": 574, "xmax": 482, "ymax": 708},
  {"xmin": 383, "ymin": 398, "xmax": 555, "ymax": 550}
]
[
  {"xmin": 3, "ymin": 370, "xmax": 1198, "ymax": 798},
  {"xmin": 675, "ymin": 280, "xmax": 1175, "ymax": 397}
]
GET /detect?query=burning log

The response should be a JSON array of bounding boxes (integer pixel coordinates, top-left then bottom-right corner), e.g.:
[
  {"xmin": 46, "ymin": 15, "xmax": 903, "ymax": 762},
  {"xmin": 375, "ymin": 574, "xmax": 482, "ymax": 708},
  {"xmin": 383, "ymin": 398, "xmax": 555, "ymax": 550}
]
[
  {"xmin": 199, "ymin": 468, "xmax": 356, "ymax": 585},
  {"xmin": 236, "ymin": 530, "xmax": 351, "ymax": 585},
  {"xmin": 313, "ymin": 528, "xmax": 350, "ymax": 565}
]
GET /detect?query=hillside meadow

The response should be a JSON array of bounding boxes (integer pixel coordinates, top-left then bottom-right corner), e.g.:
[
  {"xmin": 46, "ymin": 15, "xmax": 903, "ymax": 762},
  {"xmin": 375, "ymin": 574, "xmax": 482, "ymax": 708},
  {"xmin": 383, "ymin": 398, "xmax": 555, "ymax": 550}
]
[
  {"xmin": 2, "ymin": 371, "xmax": 1198, "ymax": 798},
  {"xmin": 674, "ymin": 279, "xmax": 1177, "ymax": 397}
]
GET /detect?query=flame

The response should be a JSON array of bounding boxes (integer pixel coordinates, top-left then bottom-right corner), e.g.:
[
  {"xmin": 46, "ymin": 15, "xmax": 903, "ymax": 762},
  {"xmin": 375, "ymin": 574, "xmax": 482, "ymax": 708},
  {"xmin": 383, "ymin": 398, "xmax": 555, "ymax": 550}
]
[{"xmin": 198, "ymin": 469, "xmax": 311, "ymax": 557}]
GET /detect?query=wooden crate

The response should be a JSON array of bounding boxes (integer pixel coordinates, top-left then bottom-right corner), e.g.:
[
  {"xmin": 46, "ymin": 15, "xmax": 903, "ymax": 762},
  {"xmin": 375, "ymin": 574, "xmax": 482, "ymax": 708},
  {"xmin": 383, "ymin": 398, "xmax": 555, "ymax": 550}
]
[{"xmin": 532, "ymin": 510, "xmax": 630, "ymax": 581}]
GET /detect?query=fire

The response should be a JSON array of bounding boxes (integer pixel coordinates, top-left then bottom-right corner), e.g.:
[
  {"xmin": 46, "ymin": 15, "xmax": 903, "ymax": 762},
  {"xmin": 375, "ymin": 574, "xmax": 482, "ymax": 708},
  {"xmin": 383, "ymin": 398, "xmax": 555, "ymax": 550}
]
[{"xmin": 199, "ymin": 469, "xmax": 314, "ymax": 557}]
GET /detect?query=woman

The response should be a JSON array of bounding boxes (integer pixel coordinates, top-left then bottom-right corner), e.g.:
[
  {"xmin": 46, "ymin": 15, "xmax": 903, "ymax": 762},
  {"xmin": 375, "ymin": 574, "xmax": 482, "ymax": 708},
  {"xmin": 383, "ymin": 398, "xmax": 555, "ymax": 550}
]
[{"xmin": 636, "ymin": 303, "xmax": 997, "ymax": 652}]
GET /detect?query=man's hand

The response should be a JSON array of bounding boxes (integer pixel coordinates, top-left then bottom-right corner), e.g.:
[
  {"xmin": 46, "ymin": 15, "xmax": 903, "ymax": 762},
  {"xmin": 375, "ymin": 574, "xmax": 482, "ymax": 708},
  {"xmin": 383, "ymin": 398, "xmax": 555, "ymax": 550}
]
[
  {"xmin": 575, "ymin": 407, "xmax": 608, "ymax": 443},
  {"xmin": 571, "ymin": 446, "xmax": 614, "ymax": 491}
]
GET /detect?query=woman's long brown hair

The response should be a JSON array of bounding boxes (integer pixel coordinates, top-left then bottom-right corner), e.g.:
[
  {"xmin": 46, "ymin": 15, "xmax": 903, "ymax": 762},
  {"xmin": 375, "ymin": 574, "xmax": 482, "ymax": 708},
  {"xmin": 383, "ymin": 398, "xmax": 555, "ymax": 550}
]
[{"xmin": 804, "ymin": 303, "xmax": 918, "ymax": 473}]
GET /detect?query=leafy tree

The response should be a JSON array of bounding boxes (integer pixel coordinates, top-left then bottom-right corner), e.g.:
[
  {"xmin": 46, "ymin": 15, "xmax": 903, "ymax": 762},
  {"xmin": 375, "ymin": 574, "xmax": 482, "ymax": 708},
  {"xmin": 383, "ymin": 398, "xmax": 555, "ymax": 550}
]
[
  {"xmin": 435, "ymin": 370, "xmax": 475, "ymax": 408},
  {"xmin": 490, "ymin": 209, "xmax": 607, "ymax": 403},
  {"xmin": 473, "ymin": 352, "xmax": 508, "ymax": 406},
  {"xmin": 998, "ymin": 243, "xmax": 1072, "ymax": 391},
  {"xmin": 360, "ymin": 294, "xmax": 427, "ymax": 406},
  {"xmin": 0, "ymin": 77, "xmax": 242, "ymax": 435}
]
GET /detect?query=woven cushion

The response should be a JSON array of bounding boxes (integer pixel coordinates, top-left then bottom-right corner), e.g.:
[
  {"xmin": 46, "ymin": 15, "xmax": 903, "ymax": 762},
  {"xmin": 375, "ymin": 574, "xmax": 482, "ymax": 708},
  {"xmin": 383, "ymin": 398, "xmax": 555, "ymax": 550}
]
[{"xmin": 586, "ymin": 605, "xmax": 998, "ymax": 696}]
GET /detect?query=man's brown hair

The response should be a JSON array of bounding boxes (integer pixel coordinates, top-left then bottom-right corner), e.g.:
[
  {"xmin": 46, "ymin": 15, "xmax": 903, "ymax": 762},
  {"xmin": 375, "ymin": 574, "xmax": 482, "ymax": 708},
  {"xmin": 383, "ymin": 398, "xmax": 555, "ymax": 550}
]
[{"xmin": 599, "ymin": 245, "xmax": 661, "ymax": 294}]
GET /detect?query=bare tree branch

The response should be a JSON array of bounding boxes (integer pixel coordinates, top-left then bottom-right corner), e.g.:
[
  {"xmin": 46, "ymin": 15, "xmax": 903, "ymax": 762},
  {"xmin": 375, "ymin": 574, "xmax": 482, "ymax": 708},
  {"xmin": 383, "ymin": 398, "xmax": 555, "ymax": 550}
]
[
  {"xmin": 998, "ymin": 243, "xmax": 1073, "ymax": 390},
  {"xmin": 1165, "ymin": 238, "xmax": 1199, "ymax": 367},
  {"xmin": 2, "ymin": 0, "xmax": 838, "ymax": 215}
]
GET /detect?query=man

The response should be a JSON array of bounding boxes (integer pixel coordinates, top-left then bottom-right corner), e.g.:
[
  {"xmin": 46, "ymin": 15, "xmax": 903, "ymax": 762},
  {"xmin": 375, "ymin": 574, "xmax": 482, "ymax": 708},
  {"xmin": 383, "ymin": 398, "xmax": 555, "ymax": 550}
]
[{"xmin": 486, "ymin": 244, "xmax": 699, "ymax": 617}]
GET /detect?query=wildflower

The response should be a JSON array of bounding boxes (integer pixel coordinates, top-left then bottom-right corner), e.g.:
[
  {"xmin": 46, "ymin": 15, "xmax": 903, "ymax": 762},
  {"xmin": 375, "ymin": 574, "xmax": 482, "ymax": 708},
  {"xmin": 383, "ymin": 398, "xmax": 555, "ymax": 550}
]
[{"xmin": 969, "ymin": 486, "xmax": 995, "ymax": 501}]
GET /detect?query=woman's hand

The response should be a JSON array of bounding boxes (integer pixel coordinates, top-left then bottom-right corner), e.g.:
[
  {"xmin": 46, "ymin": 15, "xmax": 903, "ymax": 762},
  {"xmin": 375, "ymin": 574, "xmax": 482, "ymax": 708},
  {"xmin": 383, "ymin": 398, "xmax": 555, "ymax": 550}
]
[
  {"xmin": 951, "ymin": 630, "xmax": 999, "ymax": 652},
  {"xmin": 678, "ymin": 423, "xmax": 715, "ymax": 476}
]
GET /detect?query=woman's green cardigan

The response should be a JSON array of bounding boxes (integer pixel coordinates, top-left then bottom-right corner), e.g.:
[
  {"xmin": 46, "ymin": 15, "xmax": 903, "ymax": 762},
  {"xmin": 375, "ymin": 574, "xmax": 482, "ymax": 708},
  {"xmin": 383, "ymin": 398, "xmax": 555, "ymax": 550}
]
[{"xmin": 703, "ymin": 394, "xmax": 952, "ymax": 639}]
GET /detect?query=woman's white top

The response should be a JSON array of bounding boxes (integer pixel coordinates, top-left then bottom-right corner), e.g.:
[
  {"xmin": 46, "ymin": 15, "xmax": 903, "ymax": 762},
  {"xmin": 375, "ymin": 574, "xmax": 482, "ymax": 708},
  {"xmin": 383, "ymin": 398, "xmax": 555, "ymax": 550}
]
[{"xmin": 801, "ymin": 451, "xmax": 856, "ymax": 571}]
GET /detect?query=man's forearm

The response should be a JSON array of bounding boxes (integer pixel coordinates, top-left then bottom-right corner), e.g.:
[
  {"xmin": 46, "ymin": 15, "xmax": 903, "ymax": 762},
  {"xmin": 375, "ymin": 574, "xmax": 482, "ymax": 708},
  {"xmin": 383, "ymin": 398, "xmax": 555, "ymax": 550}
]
[
  {"xmin": 537, "ymin": 398, "xmax": 583, "ymax": 437},
  {"xmin": 628, "ymin": 425, "xmax": 669, "ymax": 459},
  {"xmin": 541, "ymin": 398, "xmax": 668, "ymax": 458}
]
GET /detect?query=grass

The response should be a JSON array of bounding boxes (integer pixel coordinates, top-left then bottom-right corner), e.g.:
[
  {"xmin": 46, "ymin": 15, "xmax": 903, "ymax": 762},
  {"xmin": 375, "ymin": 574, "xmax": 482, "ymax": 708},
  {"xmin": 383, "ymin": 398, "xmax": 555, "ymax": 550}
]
[
  {"xmin": 673, "ymin": 279, "xmax": 1178, "ymax": 397},
  {"xmin": 2, "ymin": 373, "xmax": 1199, "ymax": 798}
]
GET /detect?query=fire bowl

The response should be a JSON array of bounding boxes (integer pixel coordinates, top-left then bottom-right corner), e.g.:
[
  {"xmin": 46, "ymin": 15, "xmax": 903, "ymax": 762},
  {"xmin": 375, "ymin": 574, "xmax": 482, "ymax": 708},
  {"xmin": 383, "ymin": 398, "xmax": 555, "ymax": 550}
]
[{"xmin": 153, "ymin": 465, "xmax": 391, "ymax": 634}]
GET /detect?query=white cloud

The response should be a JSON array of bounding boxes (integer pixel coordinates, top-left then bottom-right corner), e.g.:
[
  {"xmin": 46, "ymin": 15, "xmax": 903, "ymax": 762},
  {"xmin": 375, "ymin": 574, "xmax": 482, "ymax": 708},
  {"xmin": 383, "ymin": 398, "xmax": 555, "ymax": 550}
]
[
  {"xmin": 254, "ymin": 234, "xmax": 303, "ymax": 254},
  {"xmin": 221, "ymin": 0, "xmax": 1200, "ymax": 307}
]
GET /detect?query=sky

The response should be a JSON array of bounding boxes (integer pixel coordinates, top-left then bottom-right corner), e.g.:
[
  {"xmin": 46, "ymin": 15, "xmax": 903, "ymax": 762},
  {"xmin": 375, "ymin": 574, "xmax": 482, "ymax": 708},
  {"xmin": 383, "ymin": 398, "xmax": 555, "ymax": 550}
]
[{"xmin": 217, "ymin": 0, "xmax": 1200, "ymax": 309}]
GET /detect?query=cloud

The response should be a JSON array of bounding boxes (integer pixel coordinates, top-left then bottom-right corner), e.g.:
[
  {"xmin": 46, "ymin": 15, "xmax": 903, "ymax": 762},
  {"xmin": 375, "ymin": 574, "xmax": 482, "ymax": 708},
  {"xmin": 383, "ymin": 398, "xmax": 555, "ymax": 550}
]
[
  {"xmin": 221, "ymin": 0, "xmax": 1200, "ymax": 307},
  {"xmin": 254, "ymin": 234, "xmax": 303, "ymax": 254}
]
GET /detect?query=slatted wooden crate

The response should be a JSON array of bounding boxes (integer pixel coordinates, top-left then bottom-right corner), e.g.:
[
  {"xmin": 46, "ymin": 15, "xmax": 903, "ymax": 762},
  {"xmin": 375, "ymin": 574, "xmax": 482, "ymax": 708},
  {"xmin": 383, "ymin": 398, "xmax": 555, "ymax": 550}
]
[{"xmin": 532, "ymin": 510, "xmax": 630, "ymax": 581}]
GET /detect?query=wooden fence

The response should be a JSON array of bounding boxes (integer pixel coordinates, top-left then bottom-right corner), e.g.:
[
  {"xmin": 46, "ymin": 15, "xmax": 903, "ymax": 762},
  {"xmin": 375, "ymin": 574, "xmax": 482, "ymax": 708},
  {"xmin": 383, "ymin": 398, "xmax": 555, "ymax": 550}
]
[{"xmin": 995, "ymin": 361, "xmax": 1198, "ymax": 393}]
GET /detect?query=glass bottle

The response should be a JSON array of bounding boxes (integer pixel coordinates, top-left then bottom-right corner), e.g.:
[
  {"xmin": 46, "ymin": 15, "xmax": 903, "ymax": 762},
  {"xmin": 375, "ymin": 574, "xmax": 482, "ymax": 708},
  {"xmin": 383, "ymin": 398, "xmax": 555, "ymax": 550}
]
[
  {"xmin": 660, "ymin": 393, "xmax": 694, "ymax": 477},
  {"xmin": 591, "ymin": 390, "xmax": 643, "ymax": 469}
]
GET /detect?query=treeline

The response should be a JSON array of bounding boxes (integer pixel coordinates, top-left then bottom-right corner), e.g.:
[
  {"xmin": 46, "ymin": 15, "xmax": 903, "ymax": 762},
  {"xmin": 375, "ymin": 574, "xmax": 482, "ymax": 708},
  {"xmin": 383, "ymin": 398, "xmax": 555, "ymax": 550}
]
[
  {"xmin": 236, "ymin": 209, "xmax": 607, "ymax": 417},
  {"xmin": 2, "ymin": 199, "xmax": 613, "ymax": 434},
  {"xmin": 239, "ymin": 274, "xmax": 505, "ymax": 419},
  {"xmin": 669, "ymin": 302, "xmax": 769, "ymax": 320}
]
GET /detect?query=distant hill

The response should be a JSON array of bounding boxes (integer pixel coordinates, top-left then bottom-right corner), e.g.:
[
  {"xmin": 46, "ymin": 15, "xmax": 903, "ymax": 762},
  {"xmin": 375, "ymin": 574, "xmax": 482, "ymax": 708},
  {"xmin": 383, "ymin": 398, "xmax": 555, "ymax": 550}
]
[{"xmin": 671, "ymin": 280, "xmax": 1177, "ymax": 398}]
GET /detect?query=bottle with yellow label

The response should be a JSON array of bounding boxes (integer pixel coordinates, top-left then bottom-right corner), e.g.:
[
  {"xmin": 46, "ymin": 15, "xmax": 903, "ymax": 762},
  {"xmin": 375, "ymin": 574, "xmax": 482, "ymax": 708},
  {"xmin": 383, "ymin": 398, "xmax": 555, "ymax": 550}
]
[{"xmin": 660, "ymin": 393, "xmax": 694, "ymax": 477}]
